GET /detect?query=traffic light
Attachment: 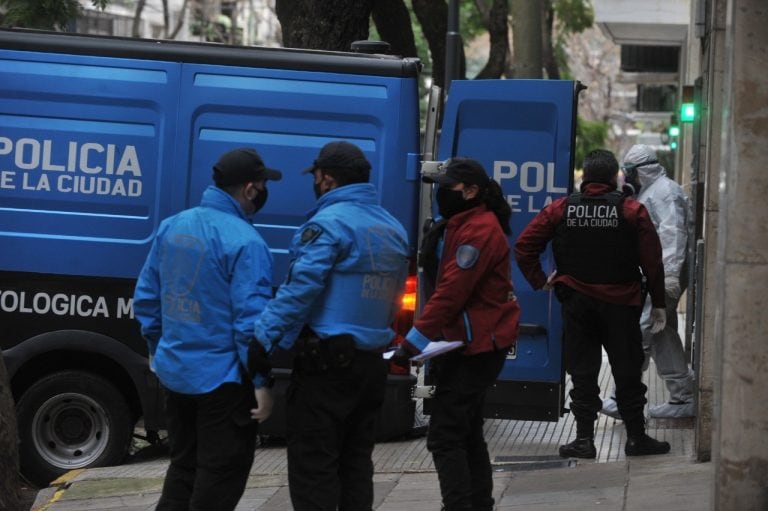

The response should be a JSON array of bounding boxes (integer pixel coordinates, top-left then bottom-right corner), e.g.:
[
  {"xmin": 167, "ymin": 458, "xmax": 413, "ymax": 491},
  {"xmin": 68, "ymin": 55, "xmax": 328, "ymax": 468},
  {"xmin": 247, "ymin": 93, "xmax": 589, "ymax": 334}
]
[
  {"xmin": 680, "ymin": 103, "xmax": 695, "ymax": 122},
  {"xmin": 668, "ymin": 114, "xmax": 679, "ymax": 151},
  {"xmin": 680, "ymin": 85, "xmax": 695, "ymax": 123}
]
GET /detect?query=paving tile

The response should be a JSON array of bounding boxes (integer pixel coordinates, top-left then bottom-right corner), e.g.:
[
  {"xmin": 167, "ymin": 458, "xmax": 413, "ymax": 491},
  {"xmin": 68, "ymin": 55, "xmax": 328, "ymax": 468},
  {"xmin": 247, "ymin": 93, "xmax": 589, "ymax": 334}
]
[{"xmin": 33, "ymin": 346, "xmax": 709, "ymax": 511}]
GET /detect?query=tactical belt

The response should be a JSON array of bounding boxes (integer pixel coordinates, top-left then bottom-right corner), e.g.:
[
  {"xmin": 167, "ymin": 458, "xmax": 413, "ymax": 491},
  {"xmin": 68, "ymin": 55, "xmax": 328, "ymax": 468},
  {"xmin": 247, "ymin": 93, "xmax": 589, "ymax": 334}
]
[{"xmin": 295, "ymin": 330, "xmax": 356, "ymax": 372}]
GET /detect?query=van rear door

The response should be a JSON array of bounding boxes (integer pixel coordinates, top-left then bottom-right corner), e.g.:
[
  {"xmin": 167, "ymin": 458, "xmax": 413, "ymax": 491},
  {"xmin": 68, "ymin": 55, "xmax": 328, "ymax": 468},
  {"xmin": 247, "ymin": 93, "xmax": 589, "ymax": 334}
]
[{"xmin": 435, "ymin": 79, "xmax": 579, "ymax": 421}]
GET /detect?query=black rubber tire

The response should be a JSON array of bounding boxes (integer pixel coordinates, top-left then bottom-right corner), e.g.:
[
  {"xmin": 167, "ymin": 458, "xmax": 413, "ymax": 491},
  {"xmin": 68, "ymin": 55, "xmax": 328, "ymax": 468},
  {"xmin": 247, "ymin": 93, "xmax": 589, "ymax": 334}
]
[{"xmin": 17, "ymin": 371, "xmax": 134, "ymax": 487}]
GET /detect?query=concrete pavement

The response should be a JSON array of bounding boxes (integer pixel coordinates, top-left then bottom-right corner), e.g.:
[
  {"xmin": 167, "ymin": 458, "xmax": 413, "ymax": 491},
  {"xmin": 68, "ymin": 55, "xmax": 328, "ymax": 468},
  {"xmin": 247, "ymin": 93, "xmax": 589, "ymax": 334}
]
[
  {"xmin": 32, "ymin": 353, "xmax": 711, "ymax": 510},
  {"xmin": 31, "ymin": 451, "xmax": 712, "ymax": 511}
]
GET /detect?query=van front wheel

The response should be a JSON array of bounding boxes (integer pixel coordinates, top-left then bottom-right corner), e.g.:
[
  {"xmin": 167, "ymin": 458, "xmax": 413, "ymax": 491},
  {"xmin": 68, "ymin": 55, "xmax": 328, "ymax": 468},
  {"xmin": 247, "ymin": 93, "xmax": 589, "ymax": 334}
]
[{"xmin": 17, "ymin": 371, "xmax": 134, "ymax": 487}]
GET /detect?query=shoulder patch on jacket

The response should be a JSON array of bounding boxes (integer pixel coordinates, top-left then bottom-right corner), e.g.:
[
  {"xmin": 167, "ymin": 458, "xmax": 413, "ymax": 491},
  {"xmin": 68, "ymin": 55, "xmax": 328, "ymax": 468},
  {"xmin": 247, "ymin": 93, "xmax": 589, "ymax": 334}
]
[
  {"xmin": 456, "ymin": 244, "xmax": 480, "ymax": 269},
  {"xmin": 300, "ymin": 225, "xmax": 323, "ymax": 244}
]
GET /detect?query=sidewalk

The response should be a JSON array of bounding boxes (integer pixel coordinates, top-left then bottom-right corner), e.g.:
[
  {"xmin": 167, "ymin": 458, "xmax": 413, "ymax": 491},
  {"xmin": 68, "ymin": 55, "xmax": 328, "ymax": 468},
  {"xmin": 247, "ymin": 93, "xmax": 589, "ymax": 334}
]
[
  {"xmin": 33, "ymin": 351, "xmax": 708, "ymax": 510},
  {"xmin": 32, "ymin": 451, "xmax": 712, "ymax": 511}
]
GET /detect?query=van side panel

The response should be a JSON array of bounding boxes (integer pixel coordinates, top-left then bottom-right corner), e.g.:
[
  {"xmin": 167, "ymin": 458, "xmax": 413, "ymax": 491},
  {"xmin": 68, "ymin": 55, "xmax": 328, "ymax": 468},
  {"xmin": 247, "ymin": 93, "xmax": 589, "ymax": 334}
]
[
  {"xmin": 176, "ymin": 64, "xmax": 420, "ymax": 279},
  {"xmin": 0, "ymin": 49, "xmax": 183, "ymax": 279},
  {"xmin": 0, "ymin": 31, "xmax": 422, "ymax": 479}
]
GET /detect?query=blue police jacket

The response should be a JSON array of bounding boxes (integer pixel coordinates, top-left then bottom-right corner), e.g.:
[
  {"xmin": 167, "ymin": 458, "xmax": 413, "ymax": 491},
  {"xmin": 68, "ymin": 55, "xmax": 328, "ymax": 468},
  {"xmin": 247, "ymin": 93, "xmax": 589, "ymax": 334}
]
[
  {"xmin": 253, "ymin": 183, "xmax": 409, "ymax": 354},
  {"xmin": 133, "ymin": 185, "xmax": 273, "ymax": 394}
]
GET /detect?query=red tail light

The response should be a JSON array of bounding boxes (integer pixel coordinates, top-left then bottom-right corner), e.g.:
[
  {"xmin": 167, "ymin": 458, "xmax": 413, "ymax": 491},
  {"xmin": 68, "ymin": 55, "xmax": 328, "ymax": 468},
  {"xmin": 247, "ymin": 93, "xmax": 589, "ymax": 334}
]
[
  {"xmin": 389, "ymin": 274, "xmax": 417, "ymax": 375},
  {"xmin": 400, "ymin": 275, "xmax": 417, "ymax": 312}
]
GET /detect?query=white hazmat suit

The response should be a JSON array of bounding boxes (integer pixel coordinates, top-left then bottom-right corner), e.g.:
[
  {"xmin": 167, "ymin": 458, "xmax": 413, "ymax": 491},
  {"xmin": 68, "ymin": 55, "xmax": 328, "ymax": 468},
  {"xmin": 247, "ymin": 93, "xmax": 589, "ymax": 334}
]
[{"xmin": 602, "ymin": 144, "xmax": 695, "ymax": 419}]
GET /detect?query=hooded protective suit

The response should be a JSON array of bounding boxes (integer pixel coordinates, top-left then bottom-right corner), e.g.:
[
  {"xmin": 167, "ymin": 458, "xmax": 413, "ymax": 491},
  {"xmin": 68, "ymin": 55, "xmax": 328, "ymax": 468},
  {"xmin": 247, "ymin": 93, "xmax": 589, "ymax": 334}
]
[
  {"xmin": 624, "ymin": 144, "xmax": 688, "ymax": 286},
  {"xmin": 622, "ymin": 144, "xmax": 695, "ymax": 417}
]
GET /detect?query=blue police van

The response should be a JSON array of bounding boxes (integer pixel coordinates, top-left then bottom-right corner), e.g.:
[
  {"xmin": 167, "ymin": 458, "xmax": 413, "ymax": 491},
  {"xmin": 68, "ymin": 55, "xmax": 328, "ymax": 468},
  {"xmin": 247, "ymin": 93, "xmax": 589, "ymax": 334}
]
[{"xmin": 0, "ymin": 28, "xmax": 577, "ymax": 486}]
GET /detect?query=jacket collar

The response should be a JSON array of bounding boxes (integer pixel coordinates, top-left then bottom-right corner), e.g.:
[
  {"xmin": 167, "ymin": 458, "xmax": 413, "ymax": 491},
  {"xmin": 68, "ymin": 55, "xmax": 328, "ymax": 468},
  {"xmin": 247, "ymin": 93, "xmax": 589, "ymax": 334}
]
[
  {"xmin": 200, "ymin": 185, "xmax": 251, "ymax": 222},
  {"xmin": 580, "ymin": 182, "xmax": 618, "ymax": 196},
  {"xmin": 307, "ymin": 183, "xmax": 378, "ymax": 218},
  {"xmin": 446, "ymin": 203, "xmax": 488, "ymax": 227}
]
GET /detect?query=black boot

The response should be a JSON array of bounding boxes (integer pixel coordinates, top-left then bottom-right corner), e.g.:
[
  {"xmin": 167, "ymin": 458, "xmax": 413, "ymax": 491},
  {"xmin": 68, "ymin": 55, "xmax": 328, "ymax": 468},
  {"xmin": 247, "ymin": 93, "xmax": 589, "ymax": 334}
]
[
  {"xmin": 558, "ymin": 437, "xmax": 596, "ymax": 459},
  {"xmin": 625, "ymin": 433, "xmax": 671, "ymax": 456}
]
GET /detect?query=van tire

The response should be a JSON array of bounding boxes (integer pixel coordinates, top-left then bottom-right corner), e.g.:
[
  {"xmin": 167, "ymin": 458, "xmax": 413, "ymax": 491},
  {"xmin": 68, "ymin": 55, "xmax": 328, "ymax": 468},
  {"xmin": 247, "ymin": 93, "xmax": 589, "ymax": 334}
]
[{"xmin": 17, "ymin": 371, "xmax": 134, "ymax": 487}]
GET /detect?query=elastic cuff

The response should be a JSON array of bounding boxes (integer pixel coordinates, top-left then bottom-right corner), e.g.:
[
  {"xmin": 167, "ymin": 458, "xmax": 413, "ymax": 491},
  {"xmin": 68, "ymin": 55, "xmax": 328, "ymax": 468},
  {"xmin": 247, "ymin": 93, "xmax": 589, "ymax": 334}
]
[
  {"xmin": 252, "ymin": 373, "xmax": 267, "ymax": 389},
  {"xmin": 405, "ymin": 326, "xmax": 430, "ymax": 352}
]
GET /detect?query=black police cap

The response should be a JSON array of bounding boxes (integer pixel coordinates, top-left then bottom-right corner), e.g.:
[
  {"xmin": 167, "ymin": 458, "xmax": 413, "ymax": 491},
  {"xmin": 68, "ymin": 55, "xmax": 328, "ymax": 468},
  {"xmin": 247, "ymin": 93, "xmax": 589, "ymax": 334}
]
[
  {"xmin": 213, "ymin": 148, "xmax": 282, "ymax": 186},
  {"xmin": 302, "ymin": 141, "xmax": 372, "ymax": 176}
]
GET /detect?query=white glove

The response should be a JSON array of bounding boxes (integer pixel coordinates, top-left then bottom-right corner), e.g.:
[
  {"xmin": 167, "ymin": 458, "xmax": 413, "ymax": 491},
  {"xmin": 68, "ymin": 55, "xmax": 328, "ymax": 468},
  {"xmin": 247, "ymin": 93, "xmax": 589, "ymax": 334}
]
[
  {"xmin": 665, "ymin": 276, "xmax": 681, "ymax": 300},
  {"xmin": 543, "ymin": 270, "xmax": 557, "ymax": 290},
  {"xmin": 649, "ymin": 308, "xmax": 667, "ymax": 334},
  {"xmin": 251, "ymin": 387, "xmax": 274, "ymax": 423}
]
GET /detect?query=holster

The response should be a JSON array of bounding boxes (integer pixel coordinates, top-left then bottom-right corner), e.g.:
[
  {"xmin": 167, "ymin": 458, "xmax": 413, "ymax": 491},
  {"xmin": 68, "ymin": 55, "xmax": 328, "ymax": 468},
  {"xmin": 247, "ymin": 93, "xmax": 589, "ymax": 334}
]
[{"xmin": 295, "ymin": 327, "xmax": 356, "ymax": 372}]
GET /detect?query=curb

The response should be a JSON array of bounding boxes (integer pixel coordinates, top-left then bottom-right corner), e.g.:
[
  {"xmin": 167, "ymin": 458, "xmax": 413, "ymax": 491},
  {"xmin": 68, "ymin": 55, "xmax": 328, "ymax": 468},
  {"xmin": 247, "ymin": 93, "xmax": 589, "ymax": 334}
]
[{"xmin": 30, "ymin": 470, "xmax": 83, "ymax": 511}]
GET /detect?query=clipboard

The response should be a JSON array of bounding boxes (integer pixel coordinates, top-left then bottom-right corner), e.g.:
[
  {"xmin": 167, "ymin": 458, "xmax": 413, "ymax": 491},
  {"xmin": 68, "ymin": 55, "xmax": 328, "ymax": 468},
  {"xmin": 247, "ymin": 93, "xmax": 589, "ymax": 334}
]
[{"xmin": 410, "ymin": 340, "xmax": 464, "ymax": 362}]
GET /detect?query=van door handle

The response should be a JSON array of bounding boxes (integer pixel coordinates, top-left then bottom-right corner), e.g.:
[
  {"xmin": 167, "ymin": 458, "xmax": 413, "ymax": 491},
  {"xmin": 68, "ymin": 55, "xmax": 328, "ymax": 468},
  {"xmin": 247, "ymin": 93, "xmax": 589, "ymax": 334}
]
[{"xmin": 519, "ymin": 323, "xmax": 548, "ymax": 336}]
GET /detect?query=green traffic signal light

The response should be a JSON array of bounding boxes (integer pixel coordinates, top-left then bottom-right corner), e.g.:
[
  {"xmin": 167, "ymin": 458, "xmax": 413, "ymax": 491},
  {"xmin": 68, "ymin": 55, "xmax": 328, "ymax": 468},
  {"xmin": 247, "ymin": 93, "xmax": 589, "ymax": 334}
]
[
  {"xmin": 670, "ymin": 140, "xmax": 678, "ymax": 150},
  {"xmin": 668, "ymin": 125, "xmax": 680, "ymax": 137},
  {"xmin": 680, "ymin": 102, "xmax": 695, "ymax": 123}
]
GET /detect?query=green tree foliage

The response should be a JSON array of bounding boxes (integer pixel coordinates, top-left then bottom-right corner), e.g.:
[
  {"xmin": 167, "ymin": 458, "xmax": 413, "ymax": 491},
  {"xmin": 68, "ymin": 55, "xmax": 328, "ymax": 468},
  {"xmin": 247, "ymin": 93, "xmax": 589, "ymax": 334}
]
[
  {"xmin": 0, "ymin": 0, "xmax": 108, "ymax": 30},
  {"xmin": 575, "ymin": 117, "xmax": 609, "ymax": 169},
  {"xmin": 551, "ymin": 0, "xmax": 594, "ymax": 78}
]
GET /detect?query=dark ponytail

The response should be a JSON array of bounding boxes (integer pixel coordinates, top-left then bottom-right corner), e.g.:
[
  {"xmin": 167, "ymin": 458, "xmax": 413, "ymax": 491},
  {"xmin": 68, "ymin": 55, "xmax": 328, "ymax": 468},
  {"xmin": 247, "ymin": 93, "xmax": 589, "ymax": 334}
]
[{"xmin": 483, "ymin": 180, "xmax": 511, "ymax": 234}]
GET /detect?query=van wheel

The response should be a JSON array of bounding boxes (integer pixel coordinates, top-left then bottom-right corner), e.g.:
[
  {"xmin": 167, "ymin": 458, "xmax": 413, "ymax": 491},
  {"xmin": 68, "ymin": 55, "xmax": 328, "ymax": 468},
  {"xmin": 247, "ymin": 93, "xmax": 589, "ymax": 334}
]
[{"xmin": 17, "ymin": 371, "xmax": 134, "ymax": 486}]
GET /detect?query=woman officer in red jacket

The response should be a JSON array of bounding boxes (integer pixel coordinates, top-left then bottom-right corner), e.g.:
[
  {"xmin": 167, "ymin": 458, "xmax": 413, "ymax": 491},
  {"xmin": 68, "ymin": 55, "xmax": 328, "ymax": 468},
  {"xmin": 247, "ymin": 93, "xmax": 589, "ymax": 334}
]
[{"xmin": 396, "ymin": 157, "xmax": 519, "ymax": 511}]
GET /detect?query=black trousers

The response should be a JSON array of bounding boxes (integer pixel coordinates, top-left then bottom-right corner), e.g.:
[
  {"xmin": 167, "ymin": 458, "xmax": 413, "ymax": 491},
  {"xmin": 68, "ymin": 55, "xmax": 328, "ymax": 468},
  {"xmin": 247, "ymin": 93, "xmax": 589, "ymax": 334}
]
[
  {"xmin": 558, "ymin": 286, "xmax": 647, "ymax": 437},
  {"xmin": 156, "ymin": 382, "xmax": 258, "ymax": 511},
  {"xmin": 426, "ymin": 349, "xmax": 508, "ymax": 511},
  {"xmin": 286, "ymin": 350, "xmax": 387, "ymax": 511}
]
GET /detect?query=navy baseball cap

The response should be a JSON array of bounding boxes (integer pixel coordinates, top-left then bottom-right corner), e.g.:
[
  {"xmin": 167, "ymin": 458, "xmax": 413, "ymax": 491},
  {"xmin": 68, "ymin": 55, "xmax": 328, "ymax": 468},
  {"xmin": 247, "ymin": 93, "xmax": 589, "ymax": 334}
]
[
  {"xmin": 302, "ymin": 141, "xmax": 372, "ymax": 175},
  {"xmin": 213, "ymin": 148, "xmax": 282, "ymax": 186}
]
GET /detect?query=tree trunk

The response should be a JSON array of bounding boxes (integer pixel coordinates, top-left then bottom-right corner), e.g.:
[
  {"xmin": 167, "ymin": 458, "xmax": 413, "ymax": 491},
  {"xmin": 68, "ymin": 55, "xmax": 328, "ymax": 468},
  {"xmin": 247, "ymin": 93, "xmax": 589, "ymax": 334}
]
[
  {"xmin": 542, "ymin": 1, "xmax": 560, "ymax": 79},
  {"xmin": 168, "ymin": 0, "xmax": 190, "ymax": 40},
  {"xmin": 411, "ymin": 0, "xmax": 448, "ymax": 88},
  {"xmin": 0, "ymin": 353, "xmax": 21, "ymax": 511},
  {"xmin": 275, "ymin": 0, "xmax": 373, "ymax": 51},
  {"xmin": 132, "ymin": 0, "xmax": 147, "ymax": 37},
  {"xmin": 371, "ymin": 0, "xmax": 417, "ymax": 57},
  {"xmin": 510, "ymin": 0, "xmax": 543, "ymax": 78},
  {"xmin": 161, "ymin": 0, "xmax": 169, "ymax": 38},
  {"xmin": 474, "ymin": 0, "xmax": 508, "ymax": 79}
]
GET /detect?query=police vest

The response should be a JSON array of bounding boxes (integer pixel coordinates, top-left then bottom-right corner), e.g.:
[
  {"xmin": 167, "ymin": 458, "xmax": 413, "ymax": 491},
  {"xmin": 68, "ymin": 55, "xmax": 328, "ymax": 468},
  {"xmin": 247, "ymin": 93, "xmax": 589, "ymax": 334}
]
[{"xmin": 552, "ymin": 191, "xmax": 641, "ymax": 284}]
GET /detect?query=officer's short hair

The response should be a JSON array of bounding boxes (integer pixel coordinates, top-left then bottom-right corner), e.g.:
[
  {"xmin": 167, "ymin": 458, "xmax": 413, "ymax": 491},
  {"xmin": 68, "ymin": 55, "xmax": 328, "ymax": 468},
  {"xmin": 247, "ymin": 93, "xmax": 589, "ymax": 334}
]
[{"xmin": 583, "ymin": 149, "xmax": 619, "ymax": 184}]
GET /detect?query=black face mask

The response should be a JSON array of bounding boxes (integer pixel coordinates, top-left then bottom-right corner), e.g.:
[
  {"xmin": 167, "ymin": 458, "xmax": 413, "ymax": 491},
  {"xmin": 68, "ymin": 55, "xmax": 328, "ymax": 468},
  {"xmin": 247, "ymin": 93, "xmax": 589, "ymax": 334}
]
[
  {"xmin": 436, "ymin": 187, "xmax": 470, "ymax": 219},
  {"xmin": 621, "ymin": 168, "xmax": 642, "ymax": 197},
  {"xmin": 313, "ymin": 182, "xmax": 323, "ymax": 199},
  {"xmin": 251, "ymin": 187, "xmax": 268, "ymax": 214}
]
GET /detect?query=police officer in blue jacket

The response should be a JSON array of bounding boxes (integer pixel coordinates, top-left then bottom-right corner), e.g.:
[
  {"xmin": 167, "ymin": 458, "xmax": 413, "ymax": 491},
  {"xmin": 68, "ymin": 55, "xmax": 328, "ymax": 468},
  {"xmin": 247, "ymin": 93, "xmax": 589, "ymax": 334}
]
[
  {"xmin": 249, "ymin": 141, "xmax": 409, "ymax": 511},
  {"xmin": 133, "ymin": 147, "xmax": 281, "ymax": 511}
]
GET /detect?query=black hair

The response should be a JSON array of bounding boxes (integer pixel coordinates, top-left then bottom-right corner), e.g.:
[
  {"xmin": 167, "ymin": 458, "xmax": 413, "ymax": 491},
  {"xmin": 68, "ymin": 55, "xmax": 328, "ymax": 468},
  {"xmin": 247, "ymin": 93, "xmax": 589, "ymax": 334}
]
[
  {"xmin": 583, "ymin": 149, "xmax": 619, "ymax": 184},
  {"xmin": 482, "ymin": 180, "xmax": 512, "ymax": 235},
  {"xmin": 212, "ymin": 169, "xmax": 247, "ymax": 195},
  {"xmin": 321, "ymin": 166, "xmax": 370, "ymax": 186}
]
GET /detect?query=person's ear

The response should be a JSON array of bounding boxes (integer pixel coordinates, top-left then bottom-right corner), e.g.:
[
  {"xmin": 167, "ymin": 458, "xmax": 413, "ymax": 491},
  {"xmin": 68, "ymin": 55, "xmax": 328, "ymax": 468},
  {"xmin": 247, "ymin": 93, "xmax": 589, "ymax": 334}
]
[
  {"xmin": 322, "ymin": 173, "xmax": 337, "ymax": 190},
  {"xmin": 243, "ymin": 181, "xmax": 257, "ymax": 200}
]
